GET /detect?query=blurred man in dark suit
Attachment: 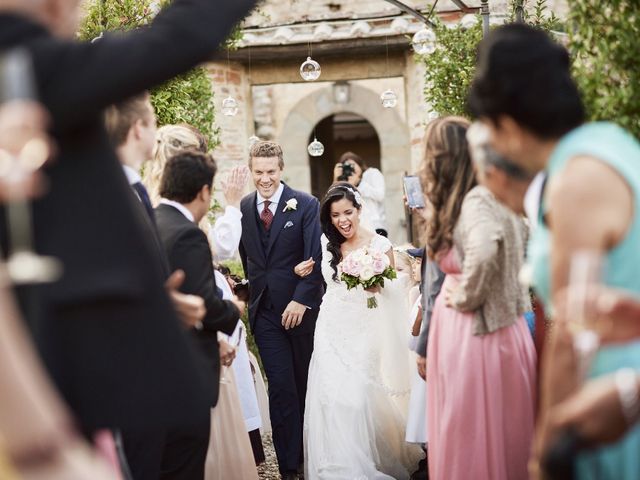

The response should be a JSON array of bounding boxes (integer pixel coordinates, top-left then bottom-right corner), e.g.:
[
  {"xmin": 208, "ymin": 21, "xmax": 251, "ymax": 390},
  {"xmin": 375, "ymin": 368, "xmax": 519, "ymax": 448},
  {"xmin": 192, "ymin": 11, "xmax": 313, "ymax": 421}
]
[{"xmin": 0, "ymin": 0, "xmax": 255, "ymax": 440}]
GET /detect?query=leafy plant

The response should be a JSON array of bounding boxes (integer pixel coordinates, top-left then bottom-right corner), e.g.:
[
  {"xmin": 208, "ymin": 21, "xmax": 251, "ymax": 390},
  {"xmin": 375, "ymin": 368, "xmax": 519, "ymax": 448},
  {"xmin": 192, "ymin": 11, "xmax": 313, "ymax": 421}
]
[
  {"xmin": 567, "ymin": 0, "xmax": 640, "ymax": 137},
  {"xmin": 79, "ymin": 0, "xmax": 218, "ymax": 146},
  {"xmin": 419, "ymin": 0, "xmax": 640, "ymax": 138},
  {"xmin": 420, "ymin": 18, "xmax": 483, "ymax": 117}
]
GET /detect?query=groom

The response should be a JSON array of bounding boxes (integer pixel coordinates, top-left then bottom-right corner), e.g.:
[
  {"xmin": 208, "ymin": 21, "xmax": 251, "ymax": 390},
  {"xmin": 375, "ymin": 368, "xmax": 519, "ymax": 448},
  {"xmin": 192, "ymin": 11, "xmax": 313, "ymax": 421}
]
[{"xmin": 239, "ymin": 141, "xmax": 324, "ymax": 480}]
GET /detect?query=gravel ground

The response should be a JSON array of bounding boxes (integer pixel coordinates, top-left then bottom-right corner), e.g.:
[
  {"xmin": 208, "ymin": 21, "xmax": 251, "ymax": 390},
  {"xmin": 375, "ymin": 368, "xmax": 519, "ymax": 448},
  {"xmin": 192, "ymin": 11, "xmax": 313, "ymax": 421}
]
[{"xmin": 257, "ymin": 433, "xmax": 281, "ymax": 480}]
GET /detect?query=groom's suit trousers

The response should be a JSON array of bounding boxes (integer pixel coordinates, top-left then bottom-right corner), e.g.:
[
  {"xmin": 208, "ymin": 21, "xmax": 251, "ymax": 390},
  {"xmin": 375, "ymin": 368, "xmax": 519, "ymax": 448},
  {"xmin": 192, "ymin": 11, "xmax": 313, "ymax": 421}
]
[{"xmin": 254, "ymin": 299, "xmax": 315, "ymax": 473}]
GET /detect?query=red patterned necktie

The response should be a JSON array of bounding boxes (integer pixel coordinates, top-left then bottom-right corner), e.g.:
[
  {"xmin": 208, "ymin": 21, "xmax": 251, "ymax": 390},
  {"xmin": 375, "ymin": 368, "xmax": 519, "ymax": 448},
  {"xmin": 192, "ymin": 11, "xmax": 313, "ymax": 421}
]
[{"xmin": 261, "ymin": 200, "xmax": 273, "ymax": 230}]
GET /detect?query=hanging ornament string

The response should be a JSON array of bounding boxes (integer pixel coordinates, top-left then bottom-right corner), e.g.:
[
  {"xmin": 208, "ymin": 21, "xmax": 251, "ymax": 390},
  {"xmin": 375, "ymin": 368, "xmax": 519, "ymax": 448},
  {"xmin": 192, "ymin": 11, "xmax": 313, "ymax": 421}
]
[
  {"xmin": 426, "ymin": 0, "xmax": 439, "ymax": 23},
  {"xmin": 300, "ymin": 40, "xmax": 321, "ymax": 81},
  {"xmin": 222, "ymin": 48, "xmax": 239, "ymax": 117},
  {"xmin": 380, "ymin": 36, "xmax": 397, "ymax": 108},
  {"xmin": 385, "ymin": 35, "xmax": 390, "ymax": 77},
  {"xmin": 247, "ymin": 46, "xmax": 260, "ymax": 145}
]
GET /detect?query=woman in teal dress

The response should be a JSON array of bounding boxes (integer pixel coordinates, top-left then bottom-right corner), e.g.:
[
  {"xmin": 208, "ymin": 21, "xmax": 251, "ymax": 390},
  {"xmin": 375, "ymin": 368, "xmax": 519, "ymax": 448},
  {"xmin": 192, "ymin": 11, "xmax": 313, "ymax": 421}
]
[{"xmin": 468, "ymin": 24, "xmax": 640, "ymax": 479}]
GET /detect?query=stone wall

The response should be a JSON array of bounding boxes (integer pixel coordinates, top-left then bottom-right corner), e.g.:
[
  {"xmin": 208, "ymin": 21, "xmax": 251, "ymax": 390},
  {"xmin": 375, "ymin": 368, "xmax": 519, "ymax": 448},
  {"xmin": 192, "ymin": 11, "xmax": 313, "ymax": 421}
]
[
  {"xmin": 245, "ymin": 0, "xmax": 567, "ymax": 28},
  {"xmin": 206, "ymin": 61, "xmax": 254, "ymax": 203}
]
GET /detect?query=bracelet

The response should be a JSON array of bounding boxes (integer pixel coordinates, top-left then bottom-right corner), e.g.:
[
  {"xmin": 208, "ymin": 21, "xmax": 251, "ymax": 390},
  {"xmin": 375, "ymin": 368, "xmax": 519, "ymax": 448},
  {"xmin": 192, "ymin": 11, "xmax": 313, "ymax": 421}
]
[{"xmin": 614, "ymin": 368, "xmax": 640, "ymax": 425}]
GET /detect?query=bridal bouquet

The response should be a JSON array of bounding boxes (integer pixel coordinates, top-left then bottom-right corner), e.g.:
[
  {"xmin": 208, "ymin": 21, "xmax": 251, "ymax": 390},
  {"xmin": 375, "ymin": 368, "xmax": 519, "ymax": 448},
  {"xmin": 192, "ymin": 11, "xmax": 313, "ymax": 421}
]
[{"xmin": 339, "ymin": 248, "xmax": 397, "ymax": 308}]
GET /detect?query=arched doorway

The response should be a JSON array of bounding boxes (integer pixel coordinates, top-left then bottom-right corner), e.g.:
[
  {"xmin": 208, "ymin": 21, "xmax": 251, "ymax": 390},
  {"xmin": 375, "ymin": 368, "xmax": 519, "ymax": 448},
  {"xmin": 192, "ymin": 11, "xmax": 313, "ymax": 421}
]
[
  {"xmin": 308, "ymin": 113, "xmax": 381, "ymax": 199},
  {"xmin": 278, "ymin": 83, "xmax": 411, "ymax": 242}
]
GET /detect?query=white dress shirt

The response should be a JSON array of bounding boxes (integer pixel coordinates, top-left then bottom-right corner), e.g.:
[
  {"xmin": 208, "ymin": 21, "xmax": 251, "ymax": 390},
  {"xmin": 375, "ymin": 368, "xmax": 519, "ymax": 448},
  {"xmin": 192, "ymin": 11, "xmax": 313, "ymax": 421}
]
[
  {"xmin": 523, "ymin": 172, "xmax": 546, "ymax": 233},
  {"xmin": 159, "ymin": 198, "xmax": 195, "ymax": 222},
  {"xmin": 357, "ymin": 167, "xmax": 386, "ymax": 231},
  {"xmin": 209, "ymin": 205, "xmax": 243, "ymax": 261},
  {"xmin": 122, "ymin": 164, "xmax": 142, "ymax": 186},
  {"xmin": 256, "ymin": 182, "xmax": 284, "ymax": 216}
]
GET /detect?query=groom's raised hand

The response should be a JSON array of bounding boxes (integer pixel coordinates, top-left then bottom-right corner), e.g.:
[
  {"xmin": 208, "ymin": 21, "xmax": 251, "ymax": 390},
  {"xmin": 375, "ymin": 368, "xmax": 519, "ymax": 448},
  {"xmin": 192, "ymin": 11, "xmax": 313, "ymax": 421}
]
[{"xmin": 282, "ymin": 300, "xmax": 307, "ymax": 330}]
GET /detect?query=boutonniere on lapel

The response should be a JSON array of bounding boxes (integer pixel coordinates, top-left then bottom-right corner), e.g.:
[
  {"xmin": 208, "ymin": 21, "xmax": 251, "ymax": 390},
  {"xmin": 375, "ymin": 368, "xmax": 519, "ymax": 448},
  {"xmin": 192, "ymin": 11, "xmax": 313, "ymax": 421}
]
[{"xmin": 283, "ymin": 198, "xmax": 298, "ymax": 212}]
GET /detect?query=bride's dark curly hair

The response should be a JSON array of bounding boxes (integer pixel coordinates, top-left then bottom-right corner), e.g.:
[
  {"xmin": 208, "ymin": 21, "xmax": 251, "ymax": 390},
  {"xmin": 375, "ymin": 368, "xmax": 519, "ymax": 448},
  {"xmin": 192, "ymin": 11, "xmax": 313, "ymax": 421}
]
[
  {"xmin": 320, "ymin": 182, "xmax": 362, "ymax": 281},
  {"xmin": 419, "ymin": 116, "xmax": 476, "ymax": 260}
]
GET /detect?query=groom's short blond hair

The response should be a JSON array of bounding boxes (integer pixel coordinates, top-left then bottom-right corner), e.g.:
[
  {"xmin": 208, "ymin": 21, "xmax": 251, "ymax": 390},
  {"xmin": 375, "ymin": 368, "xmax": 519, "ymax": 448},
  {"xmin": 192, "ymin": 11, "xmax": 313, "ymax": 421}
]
[{"xmin": 249, "ymin": 141, "xmax": 284, "ymax": 169}]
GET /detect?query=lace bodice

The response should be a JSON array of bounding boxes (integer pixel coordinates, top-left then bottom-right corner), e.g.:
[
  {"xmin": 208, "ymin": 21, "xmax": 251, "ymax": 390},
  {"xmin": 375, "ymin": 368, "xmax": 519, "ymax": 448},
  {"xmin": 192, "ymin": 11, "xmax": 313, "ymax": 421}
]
[{"xmin": 320, "ymin": 233, "xmax": 393, "ymax": 288}]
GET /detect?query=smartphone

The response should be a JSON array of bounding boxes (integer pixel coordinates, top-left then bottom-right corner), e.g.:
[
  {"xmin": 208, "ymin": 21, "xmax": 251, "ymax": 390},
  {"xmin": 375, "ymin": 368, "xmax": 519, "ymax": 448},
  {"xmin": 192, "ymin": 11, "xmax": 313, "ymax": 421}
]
[{"xmin": 403, "ymin": 175, "xmax": 425, "ymax": 209}]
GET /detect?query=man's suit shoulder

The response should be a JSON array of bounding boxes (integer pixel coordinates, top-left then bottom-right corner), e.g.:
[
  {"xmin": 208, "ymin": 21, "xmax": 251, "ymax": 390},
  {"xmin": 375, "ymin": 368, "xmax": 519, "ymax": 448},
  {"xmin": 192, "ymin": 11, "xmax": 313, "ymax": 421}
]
[
  {"xmin": 240, "ymin": 193, "xmax": 255, "ymax": 211},
  {"xmin": 156, "ymin": 205, "xmax": 206, "ymax": 242},
  {"xmin": 288, "ymin": 188, "xmax": 319, "ymax": 208}
]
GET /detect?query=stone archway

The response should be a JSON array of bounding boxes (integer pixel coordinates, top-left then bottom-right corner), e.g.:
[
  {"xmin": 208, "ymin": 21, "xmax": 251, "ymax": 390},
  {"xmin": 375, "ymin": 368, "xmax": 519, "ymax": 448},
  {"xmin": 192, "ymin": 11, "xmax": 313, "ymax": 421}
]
[{"xmin": 278, "ymin": 83, "xmax": 412, "ymax": 243}]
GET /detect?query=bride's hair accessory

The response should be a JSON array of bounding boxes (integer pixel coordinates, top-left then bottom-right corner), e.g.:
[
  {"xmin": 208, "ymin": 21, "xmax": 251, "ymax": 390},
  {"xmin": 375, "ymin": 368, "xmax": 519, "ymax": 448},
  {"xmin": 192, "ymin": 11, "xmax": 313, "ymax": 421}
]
[{"xmin": 329, "ymin": 184, "xmax": 362, "ymax": 207}]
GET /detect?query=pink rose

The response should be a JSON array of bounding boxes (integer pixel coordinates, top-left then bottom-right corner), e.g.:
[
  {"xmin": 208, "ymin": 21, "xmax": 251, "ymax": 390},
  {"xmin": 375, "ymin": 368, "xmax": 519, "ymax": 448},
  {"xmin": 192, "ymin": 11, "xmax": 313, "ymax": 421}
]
[
  {"xmin": 341, "ymin": 257, "xmax": 360, "ymax": 276},
  {"xmin": 349, "ymin": 260, "xmax": 361, "ymax": 276},
  {"xmin": 372, "ymin": 259, "xmax": 386, "ymax": 274},
  {"xmin": 372, "ymin": 251, "xmax": 384, "ymax": 261}
]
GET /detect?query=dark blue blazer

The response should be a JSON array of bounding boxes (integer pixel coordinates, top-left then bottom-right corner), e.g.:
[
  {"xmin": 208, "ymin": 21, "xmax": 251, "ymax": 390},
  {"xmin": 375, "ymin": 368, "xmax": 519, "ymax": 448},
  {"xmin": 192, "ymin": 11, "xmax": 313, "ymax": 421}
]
[{"xmin": 239, "ymin": 184, "xmax": 324, "ymax": 333}]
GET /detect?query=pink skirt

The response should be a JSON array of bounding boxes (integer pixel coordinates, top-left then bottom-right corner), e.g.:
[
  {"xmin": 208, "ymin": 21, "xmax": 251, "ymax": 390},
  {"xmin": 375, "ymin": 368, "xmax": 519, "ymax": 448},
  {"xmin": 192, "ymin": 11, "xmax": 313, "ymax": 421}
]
[{"xmin": 426, "ymin": 278, "xmax": 537, "ymax": 480}]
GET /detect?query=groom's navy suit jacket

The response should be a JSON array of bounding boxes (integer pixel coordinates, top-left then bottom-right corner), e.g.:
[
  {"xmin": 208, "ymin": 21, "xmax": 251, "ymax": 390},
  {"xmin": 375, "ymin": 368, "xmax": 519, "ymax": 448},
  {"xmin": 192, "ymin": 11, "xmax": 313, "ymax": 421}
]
[{"xmin": 239, "ymin": 184, "xmax": 324, "ymax": 334}]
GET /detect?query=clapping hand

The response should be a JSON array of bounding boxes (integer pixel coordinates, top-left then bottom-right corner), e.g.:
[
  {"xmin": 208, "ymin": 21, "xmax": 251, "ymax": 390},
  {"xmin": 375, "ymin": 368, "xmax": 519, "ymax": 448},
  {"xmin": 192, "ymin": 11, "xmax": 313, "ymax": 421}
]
[
  {"xmin": 165, "ymin": 270, "xmax": 206, "ymax": 330},
  {"xmin": 221, "ymin": 165, "xmax": 250, "ymax": 209},
  {"xmin": 0, "ymin": 100, "xmax": 52, "ymax": 202},
  {"xmin": 294, "ymin": 257, "xmax": 315, "ymax": 277},
  {"xmin": 545, "ymin": 373, "xmax": 632, "ymax": 449},
  {"xmin": 553, "ymin": 287, "xmax": 640, "ymax": 344}
]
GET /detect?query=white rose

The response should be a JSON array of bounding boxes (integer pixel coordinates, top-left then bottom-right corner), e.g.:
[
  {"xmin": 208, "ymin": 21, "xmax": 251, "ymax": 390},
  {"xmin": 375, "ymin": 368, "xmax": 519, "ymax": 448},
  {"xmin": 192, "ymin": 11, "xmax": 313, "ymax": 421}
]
[
  {"xmin": 360, "ymin": 254, "xmax": 373, "ymax": 266},
  {"xmin": 350, "ymin": 249, "xmax": 365, "ymax": 263},
  {"xmin": 360, "ymin": 265, "xmax": 375, "ymax": 281},
  {"xmin": 283, "ymin": 198, "xmax": 298, "ymax": 212}
]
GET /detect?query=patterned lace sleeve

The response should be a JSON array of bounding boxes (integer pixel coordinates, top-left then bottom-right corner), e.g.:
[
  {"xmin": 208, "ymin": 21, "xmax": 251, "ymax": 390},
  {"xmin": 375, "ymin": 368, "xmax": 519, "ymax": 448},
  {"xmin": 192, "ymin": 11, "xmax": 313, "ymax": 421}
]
[{"xmin": 370, "ymin": 234, "xmax": 393, "ymax": 253}]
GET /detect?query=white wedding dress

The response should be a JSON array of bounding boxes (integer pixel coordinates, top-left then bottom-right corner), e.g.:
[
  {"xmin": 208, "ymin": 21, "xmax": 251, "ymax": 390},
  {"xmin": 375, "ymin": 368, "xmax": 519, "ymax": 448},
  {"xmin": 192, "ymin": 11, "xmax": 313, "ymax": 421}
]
[{"xmin": 304, "ymin": 234, "xmax": 421, "ymax": 480}]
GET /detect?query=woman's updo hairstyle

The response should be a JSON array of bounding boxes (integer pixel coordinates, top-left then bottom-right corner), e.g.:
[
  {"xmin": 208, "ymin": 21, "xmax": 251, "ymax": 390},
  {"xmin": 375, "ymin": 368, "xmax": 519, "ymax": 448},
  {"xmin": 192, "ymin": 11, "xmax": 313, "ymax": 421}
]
[
  {"xmin": 144, "ymin": 124, "xmax": 208, "ymax": 206},
  {"xmin": 320, "ymin": 182, "xmax": 363, "ymax": 281},
  {"xmin": 467, "ymin": 23, "xmax": 584, "ymax": 139}
]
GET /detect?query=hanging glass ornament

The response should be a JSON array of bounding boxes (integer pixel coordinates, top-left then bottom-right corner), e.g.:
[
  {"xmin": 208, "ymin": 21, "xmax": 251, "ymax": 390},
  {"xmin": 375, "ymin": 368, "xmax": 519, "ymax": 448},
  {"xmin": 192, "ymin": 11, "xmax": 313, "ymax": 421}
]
[
  {"xmin": 248, "ymin": 135, "xmax": 260, "ymax": 146},
  {"xmin": 300, "ymin": 56, "xmax": 321, "ymax": 81},
  {"xmin": 307, "ymin": 137, "xmax": 324, "ymax": 157},
  {"xmin": 412, "ymin": 27, "xmax": 437, "ymax": 55},
  {"xmin": 428, "ymin": 111, "xmax": 440, "ymax": 121},
  {"xmin": 221, "ymin": 96, "xmax": 239, "ymax": 117},
  {"xmin": 380, "ymin": 89, "xmax": 398, "ymax": 109}
]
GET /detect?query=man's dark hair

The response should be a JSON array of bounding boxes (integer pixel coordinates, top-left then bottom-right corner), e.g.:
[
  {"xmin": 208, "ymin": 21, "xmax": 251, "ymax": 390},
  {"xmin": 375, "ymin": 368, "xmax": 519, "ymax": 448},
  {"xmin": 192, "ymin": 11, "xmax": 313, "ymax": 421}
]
[
  {"xmin": 467, "ymin": 23, "xmax": 584, "ymax": 139},
  {"xmin": 159, "ymin": 150, "xmax": 216, "ymax": 203}
]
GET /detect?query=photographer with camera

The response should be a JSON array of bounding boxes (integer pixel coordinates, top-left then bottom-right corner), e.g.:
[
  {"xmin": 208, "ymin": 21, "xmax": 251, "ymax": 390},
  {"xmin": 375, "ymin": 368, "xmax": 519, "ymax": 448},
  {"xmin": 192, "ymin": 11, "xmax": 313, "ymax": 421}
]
[{"xmin": 332, "ymin": 151, "xmax": 387, "ymax": 236}]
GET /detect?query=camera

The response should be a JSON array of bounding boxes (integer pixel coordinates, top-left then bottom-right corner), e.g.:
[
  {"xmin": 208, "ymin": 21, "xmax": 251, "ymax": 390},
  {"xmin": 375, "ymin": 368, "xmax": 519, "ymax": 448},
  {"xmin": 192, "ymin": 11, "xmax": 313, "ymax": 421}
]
[{"xmin": 337, "ymin": 161, "xmax": 355, "ymax": 182}]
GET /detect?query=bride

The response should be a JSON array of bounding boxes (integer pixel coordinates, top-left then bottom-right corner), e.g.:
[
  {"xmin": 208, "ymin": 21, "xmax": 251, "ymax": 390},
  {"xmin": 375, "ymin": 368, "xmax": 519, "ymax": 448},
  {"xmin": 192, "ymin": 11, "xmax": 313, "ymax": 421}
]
[{"xmin": 300, "ymin": 182, "xmax": 421, "ymax": 479}]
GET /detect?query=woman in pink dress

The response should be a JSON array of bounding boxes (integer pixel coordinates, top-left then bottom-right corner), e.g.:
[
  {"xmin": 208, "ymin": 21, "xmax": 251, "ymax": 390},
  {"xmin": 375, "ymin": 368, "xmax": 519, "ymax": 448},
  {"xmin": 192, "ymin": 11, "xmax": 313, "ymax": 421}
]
[{"xmin": 421, "ymin": 117, "xmax": 537, "ymax": 480}]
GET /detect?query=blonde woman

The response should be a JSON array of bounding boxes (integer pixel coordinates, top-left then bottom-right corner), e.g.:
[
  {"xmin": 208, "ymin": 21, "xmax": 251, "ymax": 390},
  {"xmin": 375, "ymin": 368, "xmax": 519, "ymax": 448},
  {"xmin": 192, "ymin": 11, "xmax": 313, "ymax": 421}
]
[{"xmin": 146, "ymin": 124, "xmax": 249, "ymax": 261}]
